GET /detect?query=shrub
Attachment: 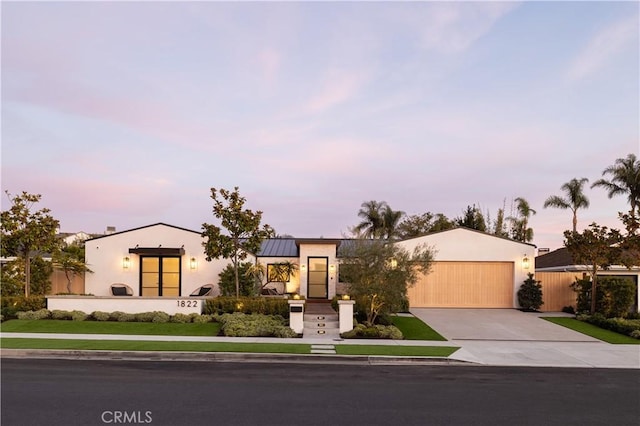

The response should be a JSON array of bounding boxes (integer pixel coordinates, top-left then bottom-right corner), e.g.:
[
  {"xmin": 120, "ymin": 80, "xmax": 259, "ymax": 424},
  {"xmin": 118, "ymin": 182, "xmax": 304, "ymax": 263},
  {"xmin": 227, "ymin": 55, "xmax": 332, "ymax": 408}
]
[
  {"xmin": 218, "ymin": 312, "xmax": 297, "ymax": 338},
  {"xmin": 571, "ymin": 276, "xmax": 635, "ymax": 317},
  {"xmin": 193, "ymin": 314, "xmax": 214, "ymax": 324},
  {"xmin": 517, "ymin": 273, "xmax": 543, "ymax": 311},
  {"xmin": 582, "ymin": 314, "xmax": 640, "ymax": 339},
  {"xmin": 217, "ymin": 262, "xmax": 257, "ymax": 297},
  {"xmin": 117, "ymin": 313, "xmax": 136, "ymax": 322},
  {"xmin": 134, "ymin": 312, "xmax": 157, "ymax": 323},
  {"xmin": 151, "ymin": 312, "xmax": 170, "ymax": 323},
  {"xmin": 51, "ymin": 310, "xmax": 73, "ymax": 320},
  {"xmin": 109, "ymin": 311, "xmax": 126, "ymax": 321},
  {"xmin": 599, "ymin": 277, "xmax": 635, "ymax": 318},
  {"xmin": 189, "ymin": 313, "xmax": 200, "ymax": 322},
  {"xmin": 71, "ymin": 310, "xmax": 88, "ymax": 321},
  {"xmin": 170, "ymin": 313, "xmax": 191, "ymax": 323},
  {"xmin": 16, "ymin": 309, "xmax": 47, "ymax": 320},
  {"xmin": 204, "ymin": 297, "xmax": 289, "ymax": 318},
  {"xmin": 91, "ymin": 311, "xmax": 110, "ymax": 321},
  {"xmin": 1, "ymin": 296, "xmax": 47, "ymax": 318},
  {"xmin": 561, "ymin": 306, "xmax": 575, "ymax": 314},
  {"xmin": 341, "ymin": 323, "xmax": 404, "ymax": 340}
]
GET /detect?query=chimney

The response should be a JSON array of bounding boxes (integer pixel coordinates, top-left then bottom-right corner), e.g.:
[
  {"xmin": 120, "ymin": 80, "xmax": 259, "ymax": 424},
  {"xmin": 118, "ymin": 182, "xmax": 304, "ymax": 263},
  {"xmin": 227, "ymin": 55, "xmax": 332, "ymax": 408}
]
[{"xmin": 106, "ymin": 226, "xmax": 116, "ymax": 235}]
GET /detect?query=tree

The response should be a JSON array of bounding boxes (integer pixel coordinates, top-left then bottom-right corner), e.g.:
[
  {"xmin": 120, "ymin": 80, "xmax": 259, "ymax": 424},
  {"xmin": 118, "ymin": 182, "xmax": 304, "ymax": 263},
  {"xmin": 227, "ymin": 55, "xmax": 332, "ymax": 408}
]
[
  {"xmin": 454, "ymin": 204, "xmax": 487, "ymax": 231},
  {"xmin": 543, "ymin": 178, "xmax": 590, "ymax": 233},
  {"xmin": 53, "ymin": 243, "xmax": 93, "ymax": 294},
  {"xmin": 397, "ymin": 212, "xmax": 434, "ymax": 239},
  {"xmin": 591, "ymin": 153, "xmax": 640, "ymax": 220},
  {"xmin": 353, "ymin": 200, "xmax": 387, "ymax": 239},
  {"xmin": 202, "ymin": 187, "xmax": 274, "ymax": 298},
  {"xmin": 564, "ymin": 223, "xmax": 622, "ymax": 314},
  {"xmin": 1, "ymin": 191, "xmax": 60, "ymax": 297},
  {"xmin": 380, "ymin": 205, "xmax": 404, "ymax": 239},
  {"xmin": 339, "ymin": 239, "xmax": 435, "ymax": 325},
  {"xmin": 517, "ymin": 273, "xmax": 543, "ymax": 311},
  {"xmin": 218, "ymin": 262, "xmax": 256, "ymax": 297},
  {"xmin": 509, "ymin": 197, "xmax": 536, "ymax": 242},
  {"xmin": 618, "ymin": 212, "xmax": 640, "ymax": 269}
]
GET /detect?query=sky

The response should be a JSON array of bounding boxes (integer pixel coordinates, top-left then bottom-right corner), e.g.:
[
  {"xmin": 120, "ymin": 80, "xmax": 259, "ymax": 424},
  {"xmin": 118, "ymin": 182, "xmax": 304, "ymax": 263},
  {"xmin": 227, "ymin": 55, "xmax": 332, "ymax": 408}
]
[{"xmin": 1, "ymin": 1, "xmax": 639, "ymax": 252}]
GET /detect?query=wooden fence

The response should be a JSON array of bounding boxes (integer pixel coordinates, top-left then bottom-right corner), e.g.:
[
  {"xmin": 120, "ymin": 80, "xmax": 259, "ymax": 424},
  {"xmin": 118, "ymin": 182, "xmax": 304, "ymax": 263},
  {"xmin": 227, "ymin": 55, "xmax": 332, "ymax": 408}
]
[
  {"xmin": 535, "ymin": 271, "xmax": 584, "ymax": 312},
  {"xmin": 49, "ymin": 269, "xmax": 85, "ymax": 295}
]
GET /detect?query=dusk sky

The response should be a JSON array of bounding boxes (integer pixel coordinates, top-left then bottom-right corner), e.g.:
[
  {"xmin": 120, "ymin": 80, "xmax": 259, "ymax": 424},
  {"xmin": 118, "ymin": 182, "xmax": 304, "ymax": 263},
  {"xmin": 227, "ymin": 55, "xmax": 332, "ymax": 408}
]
[{"xmin": 2, "ymin": 1, "xmax": 638, "ymax": 251}]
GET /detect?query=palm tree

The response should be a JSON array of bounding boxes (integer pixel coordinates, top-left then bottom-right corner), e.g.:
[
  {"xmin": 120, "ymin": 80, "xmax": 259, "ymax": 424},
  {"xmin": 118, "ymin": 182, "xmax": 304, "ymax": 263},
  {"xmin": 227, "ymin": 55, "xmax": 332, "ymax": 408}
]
[
  {"xmin": 510, "ymin": 197, "xmax": 536, "ymax": 242},
  {"xmin": 354, "ymin": 200, "xmax": 387, "ymax": 238},
  {"xmin": 380, "ymin": 205, "xmax": 404, "ymax": 239},
  {"xmin": 543, "ymin": 178, "xmax": 590, "ymax": 233},
  {"xmin": 591, "ymin": 153, "xmax": 640, "ymax": 219}
]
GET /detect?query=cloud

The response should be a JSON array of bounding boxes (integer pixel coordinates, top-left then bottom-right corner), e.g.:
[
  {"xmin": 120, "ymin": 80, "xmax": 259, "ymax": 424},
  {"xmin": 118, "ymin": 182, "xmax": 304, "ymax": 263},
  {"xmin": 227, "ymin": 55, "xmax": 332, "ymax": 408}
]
[
  {"xmin": 304, "ymin": 68, "xmax": 370, "ymax": 114},
  {"xmin": 567, "ymin": 14, "xmax": 638, "ymax": 80},
  {"xmin": 385, "ymin": 2, "xmax": 517, "ymax": 54}
]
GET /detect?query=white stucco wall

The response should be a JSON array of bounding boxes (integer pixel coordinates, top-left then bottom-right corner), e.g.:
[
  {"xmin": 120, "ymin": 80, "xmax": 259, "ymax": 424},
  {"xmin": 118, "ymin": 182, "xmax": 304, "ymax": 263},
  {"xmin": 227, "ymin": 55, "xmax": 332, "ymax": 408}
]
[
  {"xmin": 258, "ymin": 256, "xmax": 300, "ymax": 294},
  {"xmin": 84, "ymin": 224, "xmax": 244, "ymax": 297},
  {"xmin": 298, "ymin": 243, "xmax": 339, "ymax": 299},
  {"xmin": 396, "ymin": 228, "xmax": 536, "ymax": 307},
  {"xmin": 47, "ymin": 296, "xmax": 206, "ymax": 315}
]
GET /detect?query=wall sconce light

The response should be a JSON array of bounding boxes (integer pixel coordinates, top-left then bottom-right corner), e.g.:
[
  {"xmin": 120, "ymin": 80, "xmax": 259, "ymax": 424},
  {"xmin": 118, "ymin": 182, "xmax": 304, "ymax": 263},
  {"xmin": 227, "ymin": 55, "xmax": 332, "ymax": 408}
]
[
  {"xmin": 329, "ymin": 264, "xmax": 336, "ymax": 273},
  {"xmin": 389, "ymin": 258, "xmax": 398, "ymax": 270},
  {"xmin": 190, "ymin": 257, "xmax": 197, "ymax": 270},
  {"xmin": 522, "ymin": 255, "xmax": 530, "ymax": 270},
  {"xmin": 300, "ymin": 264, "xmax": 307, "ymax": 271},
  {"xmin": 122, "ymin": 256, "xmax": 130, "ymax": 270}
]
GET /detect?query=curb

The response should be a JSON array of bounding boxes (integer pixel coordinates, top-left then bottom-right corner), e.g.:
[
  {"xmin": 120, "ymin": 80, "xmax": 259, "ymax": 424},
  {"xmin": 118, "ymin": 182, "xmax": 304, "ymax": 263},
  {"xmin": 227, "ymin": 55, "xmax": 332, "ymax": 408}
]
[{"xmin": 0, "ymin": 349, "xmax": 473, "ymax": 366}]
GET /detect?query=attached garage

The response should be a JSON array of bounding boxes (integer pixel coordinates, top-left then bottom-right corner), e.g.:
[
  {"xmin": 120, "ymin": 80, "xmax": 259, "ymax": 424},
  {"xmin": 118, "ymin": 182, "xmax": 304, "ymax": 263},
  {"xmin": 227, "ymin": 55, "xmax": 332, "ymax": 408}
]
[
  {"xmin": 396, "ymin": 227, "xmax": 536, "ymax": 309},
  {"xmin": 408, "ymin": 261, "xmax": 514, "ymax": 308}
]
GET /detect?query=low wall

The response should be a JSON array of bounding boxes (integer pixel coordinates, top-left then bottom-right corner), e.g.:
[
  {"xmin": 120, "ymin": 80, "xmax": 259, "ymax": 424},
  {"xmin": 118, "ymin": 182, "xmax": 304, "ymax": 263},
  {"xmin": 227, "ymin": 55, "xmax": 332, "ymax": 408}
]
[{"xmin": 46, "ymin": 296, "xmax": 207, "ymax": 315}]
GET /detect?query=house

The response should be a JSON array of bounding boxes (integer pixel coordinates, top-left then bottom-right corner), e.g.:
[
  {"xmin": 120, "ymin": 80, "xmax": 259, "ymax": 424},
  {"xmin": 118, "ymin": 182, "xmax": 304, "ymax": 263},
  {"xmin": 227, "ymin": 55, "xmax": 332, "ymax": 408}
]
[
  {"xmin": 535, "ymin": 247, "xmax": 640, "ymax": 312},
  {"xmin": 78, "ymin": 224, "xmax": 535, "ymax": 308}
]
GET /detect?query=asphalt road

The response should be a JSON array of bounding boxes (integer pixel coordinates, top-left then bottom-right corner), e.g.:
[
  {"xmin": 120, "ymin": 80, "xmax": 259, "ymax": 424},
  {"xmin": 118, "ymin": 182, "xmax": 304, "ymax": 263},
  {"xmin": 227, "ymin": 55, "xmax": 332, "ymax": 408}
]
[{"xmin": 1, "ymin": 359, "xmax": 638, "ymax": 426}]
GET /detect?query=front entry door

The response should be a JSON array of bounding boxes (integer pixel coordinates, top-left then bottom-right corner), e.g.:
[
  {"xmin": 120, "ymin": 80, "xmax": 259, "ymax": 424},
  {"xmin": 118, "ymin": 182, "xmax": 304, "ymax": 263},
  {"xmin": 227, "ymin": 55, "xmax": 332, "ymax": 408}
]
[
  {"xmin": 140, "ymin": 256, "xmax": 181, "ymax": 296},
  {"xmin": 307, "ymin": 257, "xmax": 328, "ymax": 299}
]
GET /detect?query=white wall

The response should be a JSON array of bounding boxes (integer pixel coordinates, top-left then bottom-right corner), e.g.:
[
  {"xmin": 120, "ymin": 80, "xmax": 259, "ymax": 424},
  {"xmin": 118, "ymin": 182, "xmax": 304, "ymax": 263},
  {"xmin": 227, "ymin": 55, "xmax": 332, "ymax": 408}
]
[
  {"xmin": 85, "ymin": 224, "xmax": 244, "ymax": 297},
  {"xmin": 396, "ymin": 228, "xmax": 536, "ymax": 307},
  {"xmin": 298, "ymin": 243, "xmax": 339, "ymax": 298},
  {"xmin": 257, "ymin": 256, "xmax": 300, "ymax": 294},
  {"xmin": 47, "ymin": 296, "xmax": 205, "ymax": 315}
]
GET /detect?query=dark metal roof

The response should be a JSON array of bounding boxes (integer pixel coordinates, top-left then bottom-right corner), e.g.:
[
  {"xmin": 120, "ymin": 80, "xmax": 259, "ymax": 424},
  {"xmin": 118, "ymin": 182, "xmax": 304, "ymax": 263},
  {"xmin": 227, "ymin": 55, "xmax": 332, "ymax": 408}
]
[
  {"xmin": 258, "ymin": 239, "xmax": 299, "ymax": 257},
  {"xmin": 535, "ymin": 247, "xmax": 573, "ymax": 269}
]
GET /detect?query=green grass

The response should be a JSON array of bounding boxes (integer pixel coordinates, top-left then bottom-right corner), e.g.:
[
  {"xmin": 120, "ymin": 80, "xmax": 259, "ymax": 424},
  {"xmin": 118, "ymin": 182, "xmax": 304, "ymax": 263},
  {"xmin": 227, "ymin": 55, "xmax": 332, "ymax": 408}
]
[
  {"xmin": 0, "ymin": 338, "xmax": 459, "ymax": 357},
  {"xmin": 390, "ymin": 315, "xmax": 447, "ymax": 341},
  {"xmin": 0, "ymin": 320, "xmax": 221, "ymax": 336},
  {"xmin": 335, "ymin": 345, "xmax": 458, "ymax": 357},
  {"xmin": 0, "ymin": 338, "xmax": 310, "ymax": 353},
  {"xmin": 542, "ymin": 317, "xmax": 640, "ymax": 344}
]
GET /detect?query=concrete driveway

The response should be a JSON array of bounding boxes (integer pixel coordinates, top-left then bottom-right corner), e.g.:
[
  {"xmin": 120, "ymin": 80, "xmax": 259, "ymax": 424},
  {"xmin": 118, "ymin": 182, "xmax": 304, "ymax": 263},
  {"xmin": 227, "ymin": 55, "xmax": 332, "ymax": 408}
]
[
  {"xmin": 410, "ymin": 308, "xmax": 597, "ymax": 341},
  {"xmin": 410, "ymin": 308, "xmax": 640, "ymax": 368}
]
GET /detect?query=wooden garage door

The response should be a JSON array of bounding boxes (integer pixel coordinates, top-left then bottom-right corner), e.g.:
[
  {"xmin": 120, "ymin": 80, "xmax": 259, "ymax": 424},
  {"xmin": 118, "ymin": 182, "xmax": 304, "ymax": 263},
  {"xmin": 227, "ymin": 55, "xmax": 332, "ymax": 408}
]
[{"xmin": 408, "ymin": 261, "xmax": 514, "ymax": 308}]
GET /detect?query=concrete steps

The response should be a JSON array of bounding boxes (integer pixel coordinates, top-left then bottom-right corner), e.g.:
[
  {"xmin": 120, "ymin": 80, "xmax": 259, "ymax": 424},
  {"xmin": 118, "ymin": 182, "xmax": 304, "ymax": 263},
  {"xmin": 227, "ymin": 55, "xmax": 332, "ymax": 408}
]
[{"xmin": 303, "ymin": 303, "xmax": 340, "ymax": 339}]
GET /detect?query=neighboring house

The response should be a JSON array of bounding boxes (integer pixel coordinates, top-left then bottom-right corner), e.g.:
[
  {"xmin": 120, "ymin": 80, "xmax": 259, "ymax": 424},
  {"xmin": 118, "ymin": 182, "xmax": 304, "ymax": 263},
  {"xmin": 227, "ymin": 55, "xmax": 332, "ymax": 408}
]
[
  {"xmin": 535, "ymin": 247, "xmax": 640, "ymax": 312},
  {"xmin": 58, "ymin": 231, "xmax": 95, "ymax": 246},
  {"xmin": 84, "ymin": 224, "xmax": 536, "ymax": 309},
  {"xmin": 397, "ymin": 228, "xmax": 536, "ymax": 309}
]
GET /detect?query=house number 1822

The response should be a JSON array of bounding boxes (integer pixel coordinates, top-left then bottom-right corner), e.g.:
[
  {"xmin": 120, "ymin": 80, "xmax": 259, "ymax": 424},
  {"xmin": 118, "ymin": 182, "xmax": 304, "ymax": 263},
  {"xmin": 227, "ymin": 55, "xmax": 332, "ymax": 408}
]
[{"xmin": 177, "ymin": 300, "xmax": 198, "ymax": 308}]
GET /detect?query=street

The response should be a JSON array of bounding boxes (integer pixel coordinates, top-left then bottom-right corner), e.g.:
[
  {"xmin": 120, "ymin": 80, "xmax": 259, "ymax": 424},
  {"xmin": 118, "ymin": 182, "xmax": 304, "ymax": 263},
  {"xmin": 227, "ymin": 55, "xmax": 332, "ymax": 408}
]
[{"xmin": 1, "ymin": 359, "xmax": 638, "ymax": 426}]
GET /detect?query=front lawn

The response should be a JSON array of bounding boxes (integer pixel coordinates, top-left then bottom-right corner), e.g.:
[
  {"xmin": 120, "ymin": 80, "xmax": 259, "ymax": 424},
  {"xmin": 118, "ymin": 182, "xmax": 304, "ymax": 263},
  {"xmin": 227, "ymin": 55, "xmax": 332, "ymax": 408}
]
[
  {"xmin": 542, "ymin": 317, "xmax": 640, "ymax": 344},
  {"xmin": 0, "ymin": 320, "xmax": 221, "ymax": 336},
  {"xmin": 390, "ymin": 315, "xmax": 447, "ymax": 341},
  {"xmin": 0, "ymin": 338, "xmax": 309, "ymax": 353},
  {"xmin": 335, "ymin": 345, "xmax": 458, "ymax": 357}
]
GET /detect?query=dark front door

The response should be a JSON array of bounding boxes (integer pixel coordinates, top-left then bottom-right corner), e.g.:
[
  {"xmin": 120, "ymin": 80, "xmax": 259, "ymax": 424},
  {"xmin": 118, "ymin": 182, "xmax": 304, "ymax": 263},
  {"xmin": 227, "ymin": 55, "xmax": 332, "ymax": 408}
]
[{"xmin": 307, "ymin": 257, "xmax": 328, "ymax": 299}]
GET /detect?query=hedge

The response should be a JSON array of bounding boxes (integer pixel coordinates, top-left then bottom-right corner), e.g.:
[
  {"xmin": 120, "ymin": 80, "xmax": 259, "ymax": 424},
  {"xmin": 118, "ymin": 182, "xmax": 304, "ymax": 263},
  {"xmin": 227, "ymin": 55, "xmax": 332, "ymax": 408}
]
[{"xmin": 204, "ymin": 297, "xmax": 289, "ymax": 318}]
